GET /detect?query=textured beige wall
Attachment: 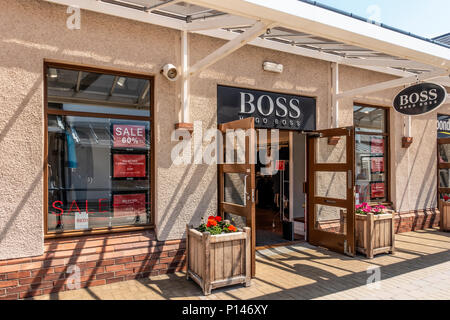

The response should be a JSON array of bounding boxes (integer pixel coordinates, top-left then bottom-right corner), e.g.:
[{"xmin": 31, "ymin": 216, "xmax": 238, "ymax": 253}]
[{"xmin": 0, "ymin": 0, "xmax": 447, "ymax": 260}]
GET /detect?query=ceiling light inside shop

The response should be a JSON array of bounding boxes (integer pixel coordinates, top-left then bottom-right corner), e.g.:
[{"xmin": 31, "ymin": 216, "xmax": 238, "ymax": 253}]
[
  {"xmin": 117, "ymin": 77, "xmax": 127, "ymax": 87},
  {"xmin": 48, "ymin": 68, "xmax": 58, "ymax": 79}
]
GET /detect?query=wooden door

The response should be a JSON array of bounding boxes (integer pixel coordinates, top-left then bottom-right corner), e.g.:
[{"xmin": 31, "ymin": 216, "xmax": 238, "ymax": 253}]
[
  {"xmin": 307, "ymin": 127, "xmax": 356, "ymax": 256},
  {"xmin": 218, "ymin": 118, "xmax": 256, "ymax": 277}
]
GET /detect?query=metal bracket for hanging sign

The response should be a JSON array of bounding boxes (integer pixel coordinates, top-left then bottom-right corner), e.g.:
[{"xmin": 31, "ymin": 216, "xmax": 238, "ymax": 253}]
[{"xmin": 301, "ymin": 131, "xmax": 322, "ymax": 138}]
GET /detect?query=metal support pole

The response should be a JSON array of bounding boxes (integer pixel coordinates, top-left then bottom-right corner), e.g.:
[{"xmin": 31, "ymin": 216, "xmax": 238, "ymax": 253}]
[{"xmin": 331, "ymin": 62, "xmax": 339, "ymax": 128}]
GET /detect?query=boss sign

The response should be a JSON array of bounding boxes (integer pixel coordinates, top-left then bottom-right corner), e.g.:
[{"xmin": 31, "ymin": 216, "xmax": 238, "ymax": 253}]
[{"xmin": 393, "ymin": 83, "xmax": 447, "ymax": 116}]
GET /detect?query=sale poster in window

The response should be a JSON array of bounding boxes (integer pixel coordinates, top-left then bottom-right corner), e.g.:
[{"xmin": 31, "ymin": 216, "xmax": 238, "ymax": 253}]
[
  {"xmin": 371, "ymin": 182, "xmax": 385, "ymax": 199},
  {"xmin": 113, "ymin": 124, "xmax": 146, "ymax": 148},
  {"xmin": 74, "ymin": 211, "xmax": 89, "ymax": 230},
  {"xmin": 113, "ymin": 193, "xmax": 146, "ymax": 217},
  {"xmin": 371, "ymin": 157, "xmax": 384, "ymax": 173},
  {"xmin": 371, "ymin": 138, "xmax": 384, "ymax": 154},
  {"xmin": 113, "ymin": 154, "xmax": 146, "ymax": 178}
]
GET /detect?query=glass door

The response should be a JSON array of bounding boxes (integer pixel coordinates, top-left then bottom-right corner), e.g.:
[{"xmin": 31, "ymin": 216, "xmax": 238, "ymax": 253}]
[{"xmin": 218, "ymin": 118, "xmax": 256, "ymax": 277}]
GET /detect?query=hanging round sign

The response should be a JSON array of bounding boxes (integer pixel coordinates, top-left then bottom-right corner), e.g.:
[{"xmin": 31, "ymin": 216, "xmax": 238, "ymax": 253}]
[{"xmin": 393, "ymin": 82, "xmax": 447, "ymax": 116}]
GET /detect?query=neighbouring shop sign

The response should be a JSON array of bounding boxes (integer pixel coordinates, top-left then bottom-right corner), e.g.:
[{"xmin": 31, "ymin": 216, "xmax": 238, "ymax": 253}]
[
  {"xmin": 393, "ymin": 83, "xmax": 447, "ymax": 116},
  {"xmin": 217, "ymin": 85, "xmax": 316, "ymax": 131},
  {"xmin": 438, "ymin": 114, "xmax": 450, "ymax": 139}
]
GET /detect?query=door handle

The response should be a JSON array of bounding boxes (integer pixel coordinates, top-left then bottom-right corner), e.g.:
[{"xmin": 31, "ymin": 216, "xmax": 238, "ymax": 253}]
[
  {"xmin": 244, "ymin": 174, "xmax": 249, "ymax": 205},
  {"xmin": 348, "ymin": 170, "xmax": 352, "ymax": 189},
  {"xmin": 324, "ymin": 199, "xmax": 336, "ymax": 204}
]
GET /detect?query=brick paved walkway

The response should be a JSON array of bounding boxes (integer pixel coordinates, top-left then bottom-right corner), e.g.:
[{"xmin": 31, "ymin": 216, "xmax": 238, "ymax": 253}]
[{"xmin": 33, "ymin": 229, "xmax": 450, "ymax": 300}]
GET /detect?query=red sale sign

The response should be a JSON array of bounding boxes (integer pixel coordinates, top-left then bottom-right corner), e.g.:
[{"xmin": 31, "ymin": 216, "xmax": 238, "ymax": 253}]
[
  {"xmin": 113, "ymin": 154, "xmax": 146, "ymax": 178},
  {"xmin": 276, "ymin": 160, "xmax": 285, "ymax": 171},
  {"xmin": 113, "ymin": 193, "xmax": 146, "ymax": 217},
  {"xmin": 371, "ymin": 157, "xmax": 384, "ymax": 173},
  {"xmin": 371, "ymin": 183, "xmax": 385, "ymax": 199},
  {"xmin": 113, "ymin": 124, "xmax": 146, "ymax": 148},
  {"xmin": 371, "ymin": 138, "xmax": 384, "ymax": 154}
]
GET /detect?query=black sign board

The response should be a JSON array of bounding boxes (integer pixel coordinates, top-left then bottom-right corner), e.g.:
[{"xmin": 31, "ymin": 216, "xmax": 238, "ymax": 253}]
[
  {"xmin": 438, "ymin": 114, "xmax": 450, "ymax": 139},
  {"xmin": 393, "ymin": 82, "xmax": 447, "ymax": 116},
  {"xmin": 217, "ymin": 85, "xmax": 316, "ymax": 131}
]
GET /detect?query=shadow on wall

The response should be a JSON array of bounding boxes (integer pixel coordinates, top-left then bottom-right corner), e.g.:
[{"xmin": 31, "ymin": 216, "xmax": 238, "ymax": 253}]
[
  {"xmin": 0, "ymin": 78, "xmax": 42, "ymax": 250},
  {"xmin": 398, "ymin": 118, "xmax": 437, "ymax": 212},
  {"xmin": 158, "ymin": 117, "xmax": 218, "ymax": 240}
]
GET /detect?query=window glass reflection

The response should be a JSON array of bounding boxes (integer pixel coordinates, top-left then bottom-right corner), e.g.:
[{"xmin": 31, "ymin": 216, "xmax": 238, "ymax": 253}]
[
  {"xmin": 354, "ymin": 105, "xmax": 387, "ymax": 204},
  {"xmin": 47, "ymin": 115, "xmax": 151, "ymax": 232}
]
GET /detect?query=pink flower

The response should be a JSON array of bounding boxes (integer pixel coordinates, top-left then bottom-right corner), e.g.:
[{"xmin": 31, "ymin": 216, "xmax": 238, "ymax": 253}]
[{"xmin": 362, "ymin": 202, "xmax": 368, "ymax": 207}]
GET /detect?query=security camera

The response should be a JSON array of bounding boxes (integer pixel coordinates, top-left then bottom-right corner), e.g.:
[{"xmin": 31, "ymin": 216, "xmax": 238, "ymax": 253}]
[{"xmin": 161, "ymin": 64, "xmax": 179, "ymax": 81}]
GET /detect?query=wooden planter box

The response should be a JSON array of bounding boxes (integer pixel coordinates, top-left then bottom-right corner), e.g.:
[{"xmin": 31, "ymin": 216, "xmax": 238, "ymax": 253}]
[
  {"xmin": 355, "ymin": 211, "xmax": 395, "ymax": 259},
  {"xmin": 186, "ymin": 224, "xmax": 251, "ymax": 295},
  {"xmin": 440, "ymin": 200, "xmax": 450, "ymax": 232}
]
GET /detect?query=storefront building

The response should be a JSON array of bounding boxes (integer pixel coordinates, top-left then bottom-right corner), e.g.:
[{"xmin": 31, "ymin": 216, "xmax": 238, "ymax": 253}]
[{"xmin": 0, "ymin": 0, "xmax": 449, "ymax": 299}]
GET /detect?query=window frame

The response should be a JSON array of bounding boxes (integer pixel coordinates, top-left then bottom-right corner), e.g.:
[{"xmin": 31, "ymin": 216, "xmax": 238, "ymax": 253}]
[
  {"xmin": 353, "ymin": 103, "xmax": 390, "ymax": 205},
  {"xmin": 43, "ymin": 60, "xmax": 155, "ymax": 238}
]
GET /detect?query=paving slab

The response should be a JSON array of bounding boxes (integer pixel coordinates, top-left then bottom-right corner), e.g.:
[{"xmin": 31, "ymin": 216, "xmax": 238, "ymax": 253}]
[{"xmin": 32, "ymin": 229, "xmax": 450, "ymax": 300}]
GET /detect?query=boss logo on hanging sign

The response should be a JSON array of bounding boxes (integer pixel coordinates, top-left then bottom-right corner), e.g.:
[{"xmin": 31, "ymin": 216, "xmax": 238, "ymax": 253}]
[
  {"xmin": 393, "ymin": 83, "xmax": 447, "ymax": 116},
  {"xmin": 217, "ymin": 85, "xmax": 316, "ymax": 131}
]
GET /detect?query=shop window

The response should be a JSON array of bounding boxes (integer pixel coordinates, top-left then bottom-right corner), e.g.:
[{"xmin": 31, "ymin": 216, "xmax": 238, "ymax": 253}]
[
  {"xmin": 438, "ymin": 114, "xmax": 450, "ymax": 200},
  {"xmin": 45, "ymin": 64, "xmax": 153, "ymax": 235},
  {"xmin": 354, "ymin": 105, "xmax": 388, "ymax": 204}
]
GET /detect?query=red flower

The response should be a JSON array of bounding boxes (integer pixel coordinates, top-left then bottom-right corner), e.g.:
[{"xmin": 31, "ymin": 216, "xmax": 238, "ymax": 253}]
[
  {"xmin": 444, "ymin": 195, "xmax": 449, "ymax": 201},
  {"xmin": 228, "ymin": 225, "xmax": 237, "ymax": 232},
  {"xmin": 207, "ymin": 219, "xmax": 217, "ymax": 228},
  {"xmin": 208, "ymin": 216, "xmax": 215, "ymax": 220},
  {"xmin": 215, "ymin": 216, "xmax": 222, "ymax": 222}
]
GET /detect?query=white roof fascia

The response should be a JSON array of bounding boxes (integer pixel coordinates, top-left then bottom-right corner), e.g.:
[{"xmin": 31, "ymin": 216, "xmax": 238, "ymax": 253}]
[
  {"xmin": 43, "ymin": 0, "xmax": 448, "ymax": 79},
  {"xmin": 188, "ymin": 0, "xmax": 450, "ymax": 71}
]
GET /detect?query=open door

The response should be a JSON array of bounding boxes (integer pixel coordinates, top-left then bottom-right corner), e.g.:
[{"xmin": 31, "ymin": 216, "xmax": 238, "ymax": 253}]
[
  {"xmin": 218, "ymin": 118, "xmax": 256, "ymax": 277},
  {"xmin": 307, "ymin": 127, "xmax": 356, "ymax": 256}
]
